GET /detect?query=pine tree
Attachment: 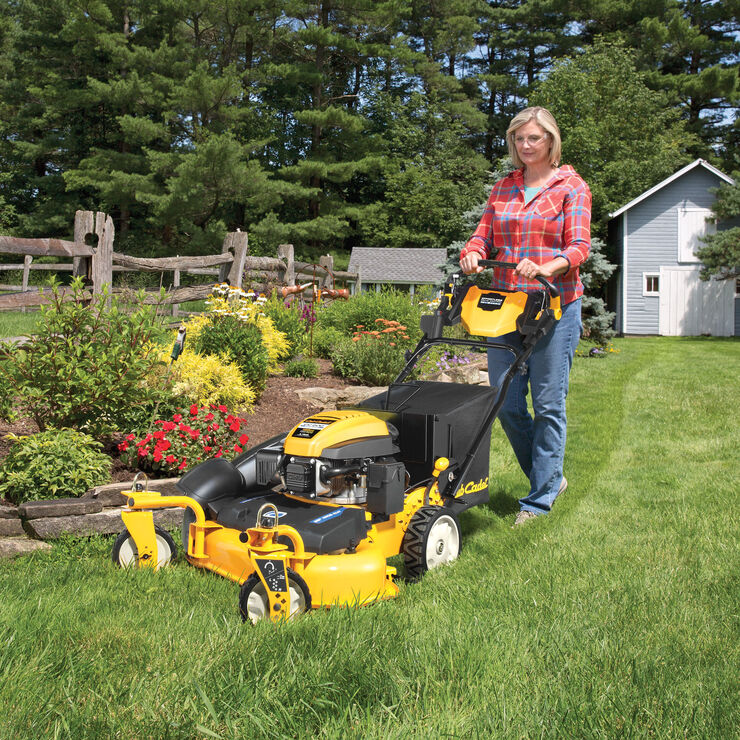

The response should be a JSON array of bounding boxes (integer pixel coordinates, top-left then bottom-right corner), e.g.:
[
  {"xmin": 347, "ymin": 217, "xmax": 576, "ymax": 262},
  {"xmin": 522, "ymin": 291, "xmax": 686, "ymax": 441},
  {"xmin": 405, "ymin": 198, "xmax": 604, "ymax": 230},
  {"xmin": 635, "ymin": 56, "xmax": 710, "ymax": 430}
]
[{"xmin": 695, "ymin": 176, "xmax": 740, "ymax": 281}]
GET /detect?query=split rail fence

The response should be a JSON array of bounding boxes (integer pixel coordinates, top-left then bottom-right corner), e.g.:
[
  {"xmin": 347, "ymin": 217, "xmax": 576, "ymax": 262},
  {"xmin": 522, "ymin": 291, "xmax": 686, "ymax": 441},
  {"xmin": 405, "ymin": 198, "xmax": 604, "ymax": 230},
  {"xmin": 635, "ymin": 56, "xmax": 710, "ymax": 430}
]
[{"xmin": 0, "ymin": 210, "xmax": 359, "ymax": 315}]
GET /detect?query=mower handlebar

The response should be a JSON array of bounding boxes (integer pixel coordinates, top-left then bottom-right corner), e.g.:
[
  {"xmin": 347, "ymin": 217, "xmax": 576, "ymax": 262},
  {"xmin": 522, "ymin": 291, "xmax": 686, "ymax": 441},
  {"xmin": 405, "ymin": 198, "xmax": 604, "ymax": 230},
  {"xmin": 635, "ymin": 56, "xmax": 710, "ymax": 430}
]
[{"xmin": 477, "ymin": 259, "xmax": 560, "ymax": 298}]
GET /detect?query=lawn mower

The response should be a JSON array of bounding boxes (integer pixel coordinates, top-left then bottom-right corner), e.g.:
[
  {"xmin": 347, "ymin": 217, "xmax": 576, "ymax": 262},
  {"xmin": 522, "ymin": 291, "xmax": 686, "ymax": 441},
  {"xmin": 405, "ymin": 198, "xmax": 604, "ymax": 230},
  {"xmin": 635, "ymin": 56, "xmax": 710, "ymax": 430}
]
[{"xmin": 111, "ymin": 260, "xmax": 561, "ymax": 623}]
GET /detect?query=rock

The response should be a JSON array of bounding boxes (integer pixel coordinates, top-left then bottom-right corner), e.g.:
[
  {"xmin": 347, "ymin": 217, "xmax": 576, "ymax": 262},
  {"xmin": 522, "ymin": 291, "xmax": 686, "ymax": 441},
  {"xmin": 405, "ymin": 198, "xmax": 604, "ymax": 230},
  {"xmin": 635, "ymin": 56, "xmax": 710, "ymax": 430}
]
[
  {"xmin": 153, "ymin": 508, "xmax": 185, "ymax": 529},
  {"xmin": 23, "ymin": 509, "xmax": 124, "ymax": 539},
  {"xmin": 82, "ymin": 478, "xmax": 181, "ymax": 509},
  {"xmin": 23, "ymin": 507, "xmax": 184, "ymax": 540},
  {"xmin": 0, "ymin": 518, "xmax": 25, "ymax": 537},
  {"xmin": 19, "ymin": 498, "xmax": 103, "ymax": 520},
  {"xmin": 0, "ymin": 505, "xmax": 19, "ymax": 519},
  {"xmin": 293, "ymin": 386, "xmax": 386, "ymax": 410},
  {"xmin": 0, "ymin": 537, "xmax": 52, "ymax": 559}
]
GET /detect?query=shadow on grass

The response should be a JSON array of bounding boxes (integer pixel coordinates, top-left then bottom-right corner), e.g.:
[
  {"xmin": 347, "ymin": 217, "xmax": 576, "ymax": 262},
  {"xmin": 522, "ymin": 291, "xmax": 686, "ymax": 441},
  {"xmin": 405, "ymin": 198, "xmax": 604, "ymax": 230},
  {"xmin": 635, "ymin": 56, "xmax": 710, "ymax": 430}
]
[{"xmin": 487, "ymin": 488, "xmax": 519, "ymax": 518}]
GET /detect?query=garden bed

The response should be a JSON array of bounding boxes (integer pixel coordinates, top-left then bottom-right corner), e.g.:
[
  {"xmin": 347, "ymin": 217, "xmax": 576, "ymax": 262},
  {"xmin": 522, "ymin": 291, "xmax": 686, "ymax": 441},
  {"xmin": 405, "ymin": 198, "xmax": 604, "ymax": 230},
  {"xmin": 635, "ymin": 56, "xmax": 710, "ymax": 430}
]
[{"xmin": 0, "ymin": 358, "xmax": 360, "ymax": 508}]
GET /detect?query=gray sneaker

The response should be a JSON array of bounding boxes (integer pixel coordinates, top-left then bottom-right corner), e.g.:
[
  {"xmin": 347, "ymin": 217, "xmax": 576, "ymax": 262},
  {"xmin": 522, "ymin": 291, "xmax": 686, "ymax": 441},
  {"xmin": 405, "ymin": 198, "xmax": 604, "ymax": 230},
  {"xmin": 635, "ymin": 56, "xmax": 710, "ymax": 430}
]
[{"xmin": 513, "ymin": 510, "xmax": 538, "ymax": 526}]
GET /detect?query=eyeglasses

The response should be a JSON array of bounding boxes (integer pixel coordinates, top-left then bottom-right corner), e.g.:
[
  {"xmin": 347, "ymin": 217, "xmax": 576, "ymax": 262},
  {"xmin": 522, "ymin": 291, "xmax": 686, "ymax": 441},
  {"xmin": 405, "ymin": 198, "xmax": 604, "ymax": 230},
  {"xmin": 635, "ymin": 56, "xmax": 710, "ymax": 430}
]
[{"xmin": 513, "ymin": 134, "xmax": 548, "ymax": 145}]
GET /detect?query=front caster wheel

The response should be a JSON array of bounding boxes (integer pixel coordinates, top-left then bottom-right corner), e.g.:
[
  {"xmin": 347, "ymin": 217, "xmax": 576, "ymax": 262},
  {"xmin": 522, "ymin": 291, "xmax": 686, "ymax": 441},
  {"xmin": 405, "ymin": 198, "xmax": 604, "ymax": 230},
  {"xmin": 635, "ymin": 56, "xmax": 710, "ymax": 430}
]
[
  {"xmin": 239, "ymin": 569, "xmax": 311, "ymax": 624},
  {"xmin": 111, "ymin": 525, "xmax": 177, "ymax": 569},
  {"xmin": 402, "ymin": 505, "xmax": 461, "ymax": 581}
]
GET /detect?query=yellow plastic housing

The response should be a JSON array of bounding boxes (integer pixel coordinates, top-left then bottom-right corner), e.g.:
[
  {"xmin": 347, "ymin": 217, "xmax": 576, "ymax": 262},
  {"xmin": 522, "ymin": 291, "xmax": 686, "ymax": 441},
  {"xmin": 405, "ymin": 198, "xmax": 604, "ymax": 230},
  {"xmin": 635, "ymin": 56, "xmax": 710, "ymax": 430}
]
[
  {"xmin": 460, "ymin": 287, "xmax": 529, "ymax": 337},
  {"xmin": 283, "ymin": 409, "xmax": 391, "ymax": 458}
]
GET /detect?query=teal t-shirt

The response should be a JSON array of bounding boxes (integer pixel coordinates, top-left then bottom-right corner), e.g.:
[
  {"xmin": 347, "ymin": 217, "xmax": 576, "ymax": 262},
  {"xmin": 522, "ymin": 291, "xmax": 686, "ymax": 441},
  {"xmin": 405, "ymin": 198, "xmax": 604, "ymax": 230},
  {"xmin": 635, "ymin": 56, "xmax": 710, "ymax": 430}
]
[{"xmin": 523, "ymin": 185, "xmax": 541, "ymax": 204}]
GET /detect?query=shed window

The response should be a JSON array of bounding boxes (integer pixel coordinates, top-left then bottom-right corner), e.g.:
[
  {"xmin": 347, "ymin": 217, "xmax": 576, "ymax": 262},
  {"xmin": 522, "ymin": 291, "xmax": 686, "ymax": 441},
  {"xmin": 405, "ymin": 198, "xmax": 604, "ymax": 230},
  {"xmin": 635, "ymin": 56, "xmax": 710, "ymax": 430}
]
[
  {"xmin": 643, "ymin": 274, "xmax": 660, "ymax": 296},
  {"xmin": 677, "ymin": 207, "xmax": 716, "ymax": 263}
]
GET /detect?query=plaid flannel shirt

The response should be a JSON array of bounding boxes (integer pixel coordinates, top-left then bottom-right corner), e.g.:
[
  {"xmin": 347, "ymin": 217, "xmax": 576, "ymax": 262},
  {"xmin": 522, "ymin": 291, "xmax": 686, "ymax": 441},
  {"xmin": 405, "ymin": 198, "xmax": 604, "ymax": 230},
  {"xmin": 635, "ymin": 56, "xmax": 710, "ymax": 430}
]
[{"xmin": 460, "ymin": 165, "xmax": 591, "ymax": 305}]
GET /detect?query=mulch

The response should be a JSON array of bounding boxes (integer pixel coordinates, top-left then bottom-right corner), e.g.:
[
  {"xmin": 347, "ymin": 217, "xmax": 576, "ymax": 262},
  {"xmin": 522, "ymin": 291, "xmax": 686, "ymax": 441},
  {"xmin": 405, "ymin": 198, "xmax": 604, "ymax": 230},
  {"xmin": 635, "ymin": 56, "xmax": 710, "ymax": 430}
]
[{"xmin": 0, "ymin": 358, "xmax": 359, "ymax": 503}]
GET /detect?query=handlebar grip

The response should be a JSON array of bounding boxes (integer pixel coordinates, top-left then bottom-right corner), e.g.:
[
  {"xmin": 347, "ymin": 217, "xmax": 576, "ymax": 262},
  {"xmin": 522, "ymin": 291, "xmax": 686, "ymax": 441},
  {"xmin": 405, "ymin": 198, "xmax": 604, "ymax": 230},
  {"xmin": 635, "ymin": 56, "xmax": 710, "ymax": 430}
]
[{"xmin": 477, "ymin": 259, "xmax": 560, "ymax": 298}]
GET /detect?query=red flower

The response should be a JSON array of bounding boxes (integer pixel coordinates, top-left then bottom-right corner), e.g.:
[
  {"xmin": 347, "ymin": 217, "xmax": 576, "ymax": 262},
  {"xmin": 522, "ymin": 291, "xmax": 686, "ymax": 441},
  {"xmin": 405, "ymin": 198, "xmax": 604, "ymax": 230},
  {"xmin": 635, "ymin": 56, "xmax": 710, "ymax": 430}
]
[
  {"xmin": 173, "ymin": 413, "xmax": 183, "ymax": 422},
  {"xmin": 239, "ymin": 434, "xmax": 249, "ymax": 445},
  {"xmin": 234, "ymin": 445, "xmax": 243, "ymax": 454},
  {"xmin": 178, "ymin": 460, "xmax": 187, "ymax": 470},
  {"xmin": 212, "ymin": 423, "xmax": 220, "ymax": 431},
  {"xmin": 218, "ymin": 405, "xmax": 228, "ymax": 413},
  {"xmin": 165, "ymin": 454, "xmax": 176, "ymax": 464},
  {"xmin": 162, "ymin": 421, "xmax": 176, "ymax": 432},
  {"xmin": 125, "ymin": 433, "xmax": 135, "ymax": 441},
  {"xmin": 153, "ymin": 449, "xmax": 163, "ymax": 463},
  {"xmin": 117, "ymin": 441, "xmax": 128, "ymax": 452},
  {"xmin": 215, "ymin": 450, "xmax": 223, "ymax": 458},
  {"xmin": 229, "ymin": 421, "xmax": 240, "ymax": 432},
  {"xmin": 204, "ymin": 413, "xmax": 214, "ymax": 422},
  {"xmin": 189, "ymin": 404, "xmax": 198, "ymax": 416}
]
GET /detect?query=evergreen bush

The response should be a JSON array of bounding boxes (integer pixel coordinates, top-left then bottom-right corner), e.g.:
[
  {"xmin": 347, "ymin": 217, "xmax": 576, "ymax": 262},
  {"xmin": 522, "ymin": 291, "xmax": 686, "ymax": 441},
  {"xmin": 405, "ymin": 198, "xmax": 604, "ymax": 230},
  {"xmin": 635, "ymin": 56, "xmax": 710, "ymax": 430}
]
[
  {"xmin": 262, "ymin": 295, "xmax": 306, "ymax": 359},
  {"xmin": 192, "ymin": 314, "xmax": 269, "ymax": 395}
]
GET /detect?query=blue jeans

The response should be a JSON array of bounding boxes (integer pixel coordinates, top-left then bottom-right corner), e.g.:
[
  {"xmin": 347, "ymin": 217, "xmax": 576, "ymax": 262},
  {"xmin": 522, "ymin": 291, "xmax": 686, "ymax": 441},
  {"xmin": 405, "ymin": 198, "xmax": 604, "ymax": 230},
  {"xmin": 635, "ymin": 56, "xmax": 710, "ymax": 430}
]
[{"xmin": 487, "ymin": 298, "xmax": 582, "ymax": 515}]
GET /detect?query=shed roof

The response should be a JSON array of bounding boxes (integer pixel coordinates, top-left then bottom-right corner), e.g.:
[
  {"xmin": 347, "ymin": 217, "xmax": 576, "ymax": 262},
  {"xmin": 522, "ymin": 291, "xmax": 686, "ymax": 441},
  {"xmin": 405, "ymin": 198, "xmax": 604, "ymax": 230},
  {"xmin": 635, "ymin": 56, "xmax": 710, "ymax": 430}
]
[
  {"xmin": 348, "ymin": 247, "xmax": 447, "ymax": 284},
  {"xmin": 609, "ymin": 159, "xmax": 734, "ymax": 219}
]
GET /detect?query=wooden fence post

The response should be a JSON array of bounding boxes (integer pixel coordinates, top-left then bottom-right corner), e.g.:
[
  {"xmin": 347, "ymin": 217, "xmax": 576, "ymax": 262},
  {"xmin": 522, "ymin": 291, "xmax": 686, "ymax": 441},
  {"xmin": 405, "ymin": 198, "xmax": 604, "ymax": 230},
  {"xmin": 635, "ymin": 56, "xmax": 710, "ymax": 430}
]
[
  {"xmin": 21, "ymin": 255, "xmax": 32, "ymax": 313},
  {"xmin": 91, "ymin": 211, "xmax": 114, "ymax": 297},
  {"xmin": 319, "ymin": 255, "xmax": 333, "ymax": 288},
  {"xmin": 277, "ymin": 244, "xmax": 295, "ymax": 286},
  {"xmin": 73, "ymin": 210, "xmax": 95, "ymax": 280},
  {"xmin": 172, "ymin": 264, "xmax": 180, "ymax": 318},
  {"xmin": 219, "ymin": 230, "xmax": 248, "ymax": 288}
]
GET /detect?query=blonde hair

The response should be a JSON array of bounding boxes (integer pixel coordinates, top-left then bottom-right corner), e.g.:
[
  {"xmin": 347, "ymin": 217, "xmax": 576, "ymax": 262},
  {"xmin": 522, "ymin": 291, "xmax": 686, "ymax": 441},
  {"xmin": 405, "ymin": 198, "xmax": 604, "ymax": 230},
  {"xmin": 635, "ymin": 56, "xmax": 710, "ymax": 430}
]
[{"xmin": 506, "ymin": 106, "xmax": 562, "ymax": 168}]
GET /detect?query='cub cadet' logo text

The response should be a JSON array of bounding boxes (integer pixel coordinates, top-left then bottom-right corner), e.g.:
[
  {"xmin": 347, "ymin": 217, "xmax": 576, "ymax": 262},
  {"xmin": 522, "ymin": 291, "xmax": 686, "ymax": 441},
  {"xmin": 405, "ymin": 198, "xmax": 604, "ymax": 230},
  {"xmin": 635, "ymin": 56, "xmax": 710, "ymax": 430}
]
[{"xmin": 459, "ymin": 477, "xmax": 488, "ymax": 495}]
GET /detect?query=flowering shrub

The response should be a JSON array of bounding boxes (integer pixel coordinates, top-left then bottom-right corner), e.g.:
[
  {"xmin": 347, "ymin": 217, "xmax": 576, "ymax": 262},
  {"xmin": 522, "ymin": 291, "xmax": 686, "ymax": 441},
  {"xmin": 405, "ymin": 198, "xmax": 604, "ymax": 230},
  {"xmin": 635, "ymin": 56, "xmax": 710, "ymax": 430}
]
[
  {"xmin": 316, "ymin": 288, "xmax": 422, "ymax": 340},
  {"xmin": 119, "ymin": 405, "xmax": 249, "ymax": 475},
  {"xmin": 351, "ymin": 318, "xmax": 411, "ymax": 346},
  {"xmin": 205, "ymin": 284, "xmax": 288, "ymax": 370},
  {"xmin": 412, "ymin": 349, "xmax": 475, "ymax": 379},
  {"xmin": 332, "ymin": 319, "xmax": 416, "ymax": 386}
]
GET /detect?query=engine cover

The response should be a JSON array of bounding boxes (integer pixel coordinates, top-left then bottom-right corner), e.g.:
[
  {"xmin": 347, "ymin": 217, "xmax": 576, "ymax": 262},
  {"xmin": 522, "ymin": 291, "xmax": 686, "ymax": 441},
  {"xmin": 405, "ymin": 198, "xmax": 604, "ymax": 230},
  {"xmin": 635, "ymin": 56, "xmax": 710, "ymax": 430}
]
[{"xmin": 284, "ymin": 410, "xmax": 397, "ymax": 459}]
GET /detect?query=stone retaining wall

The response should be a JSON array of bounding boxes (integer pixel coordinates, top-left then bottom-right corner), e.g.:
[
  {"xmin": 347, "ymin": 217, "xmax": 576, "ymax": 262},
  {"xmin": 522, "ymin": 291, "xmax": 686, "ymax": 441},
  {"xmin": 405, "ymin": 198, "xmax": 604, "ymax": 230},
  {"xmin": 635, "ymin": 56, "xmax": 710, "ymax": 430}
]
[{"xmin": 0, "ymin": 478, "xmax": 183, "ymax": 559}]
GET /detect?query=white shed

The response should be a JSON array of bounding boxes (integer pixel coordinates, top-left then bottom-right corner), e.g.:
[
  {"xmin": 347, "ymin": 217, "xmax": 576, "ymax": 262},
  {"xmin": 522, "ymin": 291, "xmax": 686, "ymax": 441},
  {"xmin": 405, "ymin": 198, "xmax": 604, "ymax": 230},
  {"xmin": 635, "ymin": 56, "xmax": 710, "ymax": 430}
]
[{"xmin": 608, "ymin": 159, "xmax": 737, "ymax": 336}]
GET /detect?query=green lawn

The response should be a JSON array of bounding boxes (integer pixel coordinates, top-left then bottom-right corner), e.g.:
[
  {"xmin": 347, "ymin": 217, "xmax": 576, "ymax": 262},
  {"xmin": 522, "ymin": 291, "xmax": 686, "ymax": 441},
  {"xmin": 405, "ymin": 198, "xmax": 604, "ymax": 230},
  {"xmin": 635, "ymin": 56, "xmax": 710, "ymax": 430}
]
[
  {"xmin": 1, "ymin": 337, "xmax": 738, "ymax": 739},
  {"xmin": 0, "ymin": 310, "xmax": 42, "ymax": 338}
]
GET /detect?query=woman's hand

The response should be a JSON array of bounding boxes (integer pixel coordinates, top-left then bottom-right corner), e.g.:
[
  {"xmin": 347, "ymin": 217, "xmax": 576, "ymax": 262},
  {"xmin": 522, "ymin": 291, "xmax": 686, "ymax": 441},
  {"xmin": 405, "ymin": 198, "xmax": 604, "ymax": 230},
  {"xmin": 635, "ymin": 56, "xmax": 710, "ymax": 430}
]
[
  {"xmin": 460, "ymin": 252, "xmax": 484, "ymax": 274},
  {"xmin": 515, "ymin": 256, "xmax": 570, "ymax": 280}
]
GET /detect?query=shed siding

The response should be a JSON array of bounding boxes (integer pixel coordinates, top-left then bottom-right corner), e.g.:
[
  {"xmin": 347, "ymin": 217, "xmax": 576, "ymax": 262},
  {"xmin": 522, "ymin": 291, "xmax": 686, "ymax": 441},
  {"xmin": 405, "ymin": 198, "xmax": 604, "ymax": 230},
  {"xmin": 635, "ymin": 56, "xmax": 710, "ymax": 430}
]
[
  {"xmin": 625, "ymin": 168, "xmax": 723, "ymax": 334},
  {"xmin": 736, "ymin": 295, "xmax": 740, "ymax": 336}
]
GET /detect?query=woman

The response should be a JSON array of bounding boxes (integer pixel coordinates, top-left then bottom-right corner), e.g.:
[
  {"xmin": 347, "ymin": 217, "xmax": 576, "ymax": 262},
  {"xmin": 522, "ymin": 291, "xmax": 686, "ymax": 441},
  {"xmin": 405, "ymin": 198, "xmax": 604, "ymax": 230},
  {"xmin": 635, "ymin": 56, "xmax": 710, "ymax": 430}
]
[{"xmin": 459, "ymin": 106, "xmax": 591, "ymax": 525}]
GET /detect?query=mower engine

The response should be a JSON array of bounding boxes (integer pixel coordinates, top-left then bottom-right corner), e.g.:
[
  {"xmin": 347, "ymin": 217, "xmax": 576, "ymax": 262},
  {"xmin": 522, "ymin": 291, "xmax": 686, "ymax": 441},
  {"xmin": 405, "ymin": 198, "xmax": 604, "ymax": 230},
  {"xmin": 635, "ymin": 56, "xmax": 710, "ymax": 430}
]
[{"xmin": 256, "ymin": 410, "xmax": 406, "ymax": 513}]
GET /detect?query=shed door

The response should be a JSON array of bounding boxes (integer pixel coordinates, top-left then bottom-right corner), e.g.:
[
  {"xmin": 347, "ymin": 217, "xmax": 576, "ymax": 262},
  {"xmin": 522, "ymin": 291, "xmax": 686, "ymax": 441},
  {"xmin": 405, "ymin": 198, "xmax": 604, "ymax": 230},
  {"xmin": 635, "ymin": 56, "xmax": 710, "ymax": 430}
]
[{"xmin": 659, "ymin": 267, "xmax": 735, "ymax": 336}]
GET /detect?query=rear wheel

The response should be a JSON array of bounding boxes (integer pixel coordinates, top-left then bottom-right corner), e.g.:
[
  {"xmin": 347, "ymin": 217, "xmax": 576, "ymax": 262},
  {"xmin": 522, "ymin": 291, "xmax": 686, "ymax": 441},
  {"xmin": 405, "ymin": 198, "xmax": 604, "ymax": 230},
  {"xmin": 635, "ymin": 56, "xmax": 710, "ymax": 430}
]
[
  {"xmin": 238, "ymin": 569, "xmax": 311, "ymax": 624},
  {"xmin": 402, "ymin": 505, "xmax": 461, "ymax": 581},
  {"xmin": 111, "ymin": 525, "xmax": 177, "ymax": 569}
]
